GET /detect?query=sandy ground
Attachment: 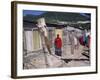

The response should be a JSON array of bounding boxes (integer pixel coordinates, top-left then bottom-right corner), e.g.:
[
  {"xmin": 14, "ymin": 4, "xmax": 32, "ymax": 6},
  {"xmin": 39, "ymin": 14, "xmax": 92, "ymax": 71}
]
[{"xmin": 23, "ymin": 43, "xmax": 90, "ymax": 69}]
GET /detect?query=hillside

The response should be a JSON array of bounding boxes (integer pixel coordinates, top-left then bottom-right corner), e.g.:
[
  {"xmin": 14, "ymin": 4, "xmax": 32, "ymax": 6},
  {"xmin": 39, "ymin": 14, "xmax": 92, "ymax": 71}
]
[{"xmin": 23, "ymin": 11, "xmax": 90, "ymax": 24}]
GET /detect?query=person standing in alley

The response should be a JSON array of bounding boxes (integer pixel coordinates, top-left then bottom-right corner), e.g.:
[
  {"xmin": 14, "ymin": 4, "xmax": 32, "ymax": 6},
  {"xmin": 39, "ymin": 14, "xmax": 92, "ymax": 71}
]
[
  {"xmin": 54, "ymin": 34, "xmax": 62, "ymax": 56},
  {"xmin": 69, "ymin": 30, "xmax": 79, "ymax": 54}
]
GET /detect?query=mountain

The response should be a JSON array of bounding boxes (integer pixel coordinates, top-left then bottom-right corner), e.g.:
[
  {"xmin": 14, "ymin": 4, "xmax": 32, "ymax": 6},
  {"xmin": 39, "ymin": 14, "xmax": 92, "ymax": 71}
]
[{"xmin": 23, "ymin": 11, "xmax": 90, "ymax": 24}]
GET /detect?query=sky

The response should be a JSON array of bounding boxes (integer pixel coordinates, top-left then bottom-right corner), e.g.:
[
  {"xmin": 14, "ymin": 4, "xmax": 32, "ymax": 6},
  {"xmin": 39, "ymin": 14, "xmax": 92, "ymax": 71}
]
[
  {"xmin": 23, "ymin": 10, "xmax": 46, "ymax": 16},
  {"xmin": 80, "ymin": 13, "xmax": 90, "ymax": 18}
]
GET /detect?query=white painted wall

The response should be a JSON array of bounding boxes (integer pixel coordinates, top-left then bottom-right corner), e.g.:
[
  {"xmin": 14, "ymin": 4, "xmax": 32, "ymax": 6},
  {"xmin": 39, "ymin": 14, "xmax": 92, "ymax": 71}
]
[{"xmin": 0, "ymin": 0, "xmax": 99, "ymax": 80}]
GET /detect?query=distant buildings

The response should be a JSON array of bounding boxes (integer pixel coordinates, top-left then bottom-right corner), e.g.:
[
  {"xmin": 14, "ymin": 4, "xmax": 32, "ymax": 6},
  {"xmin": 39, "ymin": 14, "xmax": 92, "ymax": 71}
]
[{"xmin": 23, "ymin": 20, "xmax": 90, "ymax": 55}]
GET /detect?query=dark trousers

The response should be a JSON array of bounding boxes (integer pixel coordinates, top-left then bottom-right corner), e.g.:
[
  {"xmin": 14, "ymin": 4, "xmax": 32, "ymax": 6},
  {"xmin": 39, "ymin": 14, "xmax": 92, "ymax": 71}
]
[{"xmin": 55, "ymin": 47, "xmax": 62, "ymax": 56}]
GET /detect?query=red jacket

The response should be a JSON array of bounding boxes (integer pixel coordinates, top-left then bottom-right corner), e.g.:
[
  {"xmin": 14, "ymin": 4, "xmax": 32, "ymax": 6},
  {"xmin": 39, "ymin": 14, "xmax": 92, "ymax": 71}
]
[{"xmin": 55, "ymin": 37, "xmax": 62, "ymax": 48}]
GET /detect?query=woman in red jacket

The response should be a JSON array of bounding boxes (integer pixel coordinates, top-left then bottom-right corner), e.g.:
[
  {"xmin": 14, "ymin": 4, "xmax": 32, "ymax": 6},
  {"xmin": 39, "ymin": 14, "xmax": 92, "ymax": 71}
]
[{"xmin": 54, "ymin": 34, "xmax": 62, "ymax": 56}]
